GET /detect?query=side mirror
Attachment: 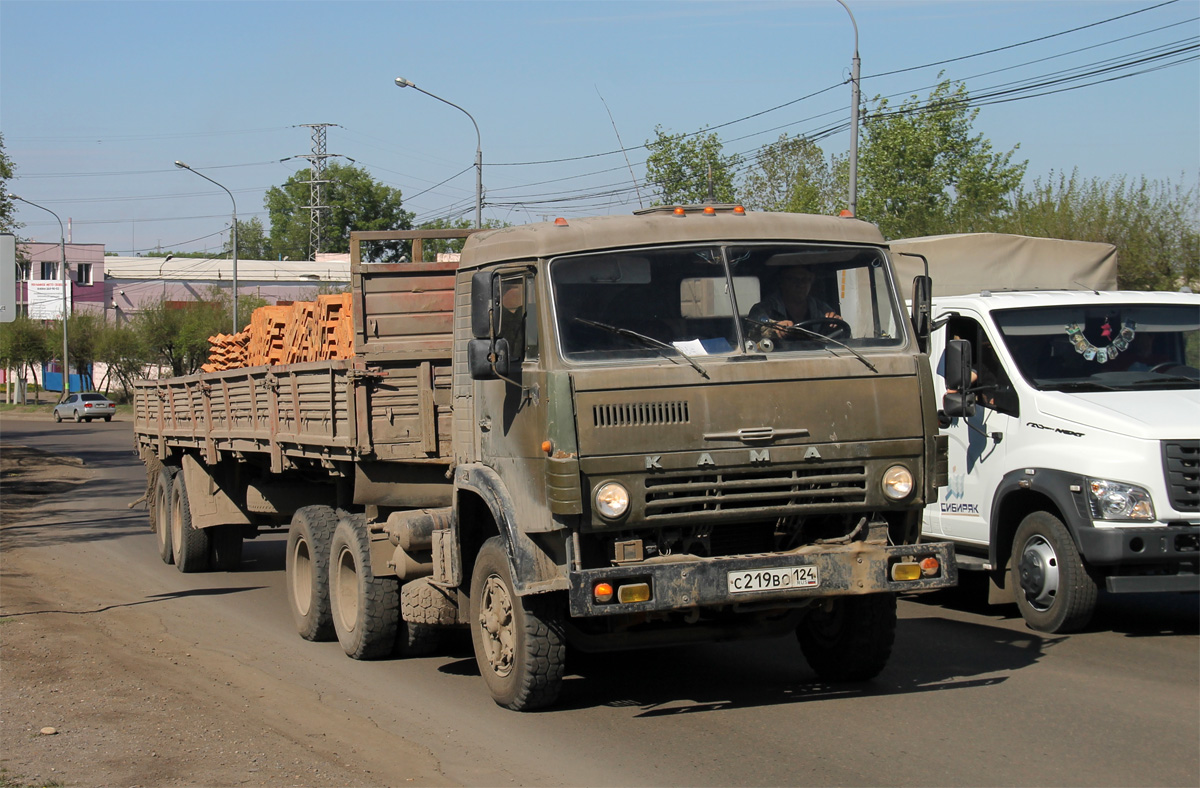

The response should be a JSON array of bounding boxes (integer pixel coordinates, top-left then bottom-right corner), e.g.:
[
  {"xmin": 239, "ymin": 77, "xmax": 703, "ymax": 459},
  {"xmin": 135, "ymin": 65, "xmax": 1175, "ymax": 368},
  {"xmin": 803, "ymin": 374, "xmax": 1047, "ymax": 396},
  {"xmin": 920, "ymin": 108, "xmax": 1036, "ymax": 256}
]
[
  {"xmin": 942, "ymin": 339, "xmax": 976, "ymax": 418},
  {"xmin": 912, "ymin": 274, "xmax": 932, "ymax": 353},
  {"xmin": 467, "ymin": 337, "xmax": 512, "ymax": 381},
  {"xmin": 471, "ymin": 270, "xmax": 497, "ymax": 339}
]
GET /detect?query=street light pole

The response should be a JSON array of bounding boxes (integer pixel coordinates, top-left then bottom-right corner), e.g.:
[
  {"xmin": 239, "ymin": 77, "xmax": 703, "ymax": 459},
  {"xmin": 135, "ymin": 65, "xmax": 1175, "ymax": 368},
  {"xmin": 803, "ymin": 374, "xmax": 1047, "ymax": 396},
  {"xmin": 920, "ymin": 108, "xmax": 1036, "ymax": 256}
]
[
  {"xmin": 836, "ymin": 0, "xmax": 861, "ymax": 218},
  {"xmin": 175, "ymin": 161, "xmax": 239, "ymax": 332},
  {"xmin": 394, "ymin": 77, "xmax": 483, "ymax": 229},
  {"xmin": 13, "ymin": 195, "xmax": 70, "ymax": 400}
]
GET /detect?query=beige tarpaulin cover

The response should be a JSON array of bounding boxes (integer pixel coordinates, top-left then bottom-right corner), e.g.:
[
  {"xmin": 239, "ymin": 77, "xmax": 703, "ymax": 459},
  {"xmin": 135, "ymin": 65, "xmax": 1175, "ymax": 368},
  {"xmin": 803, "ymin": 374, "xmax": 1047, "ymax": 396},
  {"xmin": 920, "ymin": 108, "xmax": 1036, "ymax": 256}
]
[{"xmin": 889, "ymin": 233, "xmax": 1118, "ymax": 300}]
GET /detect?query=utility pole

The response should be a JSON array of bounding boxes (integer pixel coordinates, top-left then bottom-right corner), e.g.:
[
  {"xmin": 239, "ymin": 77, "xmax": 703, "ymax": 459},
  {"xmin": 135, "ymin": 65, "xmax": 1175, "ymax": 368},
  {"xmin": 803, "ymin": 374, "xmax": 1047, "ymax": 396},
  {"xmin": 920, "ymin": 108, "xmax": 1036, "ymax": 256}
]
[{"xmin": 300, "ymin": 124, "xmax": 335, "ymax": 260}]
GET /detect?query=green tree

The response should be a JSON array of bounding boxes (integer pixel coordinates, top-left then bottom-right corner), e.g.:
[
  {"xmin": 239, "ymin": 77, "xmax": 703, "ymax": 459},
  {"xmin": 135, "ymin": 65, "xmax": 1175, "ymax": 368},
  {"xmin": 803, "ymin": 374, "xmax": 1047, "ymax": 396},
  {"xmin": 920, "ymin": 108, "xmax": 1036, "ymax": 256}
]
[
  {"xmin": 94, "ymin": 319, "xmax": 150, "ymax": 398},
  {"xmin": 55, "ymin": 311, "xmax": 104, "ymax": 390},
  {"xmin": 0, "ymin": 316, "xmax": 52, "ymax": 403},
  {"xmin": 133, "ymin": 293, "xmax": 235, "ymax": 376},
  {"xmin": 644, "ymin": 126, "xmax": 742, "ymax": 206},
  {"xmin": 1000, "ymin": 171, "xmax": 1200, "ymax": 291},
  {"xmin": 740, "ymin": 134, "xmax": 843, "ymax": 215},
  {"xmin": 858, "ymin": 79, "xmax": 1026, "ymax": 238},
  {"xmin": 230, "ymin": 217, "xmax": 271, "ymax": 260},
  {"xmin": 265, "ymin": 162, "xmax": 414, "ymax": 262},
  {"xmin": 0, "ymin": 132, "xmax": 18, "ymax": 235}
]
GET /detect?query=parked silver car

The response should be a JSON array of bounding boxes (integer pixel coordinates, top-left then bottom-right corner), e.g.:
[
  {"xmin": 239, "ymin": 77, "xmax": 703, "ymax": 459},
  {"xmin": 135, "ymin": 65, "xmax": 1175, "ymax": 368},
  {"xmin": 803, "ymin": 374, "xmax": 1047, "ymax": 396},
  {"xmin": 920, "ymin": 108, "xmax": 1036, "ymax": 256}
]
[{"xmin": 53, "ymin": 392, "xmax": 116, "ymax": 423}]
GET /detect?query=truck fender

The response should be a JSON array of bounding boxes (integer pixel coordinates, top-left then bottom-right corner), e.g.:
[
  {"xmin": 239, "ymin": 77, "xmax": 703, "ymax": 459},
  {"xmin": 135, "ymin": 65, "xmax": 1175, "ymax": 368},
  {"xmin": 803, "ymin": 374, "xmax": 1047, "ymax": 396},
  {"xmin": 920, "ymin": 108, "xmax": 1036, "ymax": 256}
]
[
  {"xmin": 181, "ymin": 454, "xmax": 252, "ymax": 529},
  {"xmin": 989, "ymin": 467, "xmax": 1091, "ymax": 572},
  {"xmin": 454, "ymin": 463, "xmax": 569, "ymax": 596}
]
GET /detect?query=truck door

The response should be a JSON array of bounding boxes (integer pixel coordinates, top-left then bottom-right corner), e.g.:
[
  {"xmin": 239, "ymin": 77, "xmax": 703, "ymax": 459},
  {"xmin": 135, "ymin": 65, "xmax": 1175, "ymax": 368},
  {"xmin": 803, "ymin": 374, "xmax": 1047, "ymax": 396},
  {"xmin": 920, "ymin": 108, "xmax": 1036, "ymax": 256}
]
[
  {"xmin": 936, "ymin": 314, "xmax": 1018, "ymax": 546},
  {"xmin": 476, "ymin": 271, "xmax": 555, "ymax": 522}
]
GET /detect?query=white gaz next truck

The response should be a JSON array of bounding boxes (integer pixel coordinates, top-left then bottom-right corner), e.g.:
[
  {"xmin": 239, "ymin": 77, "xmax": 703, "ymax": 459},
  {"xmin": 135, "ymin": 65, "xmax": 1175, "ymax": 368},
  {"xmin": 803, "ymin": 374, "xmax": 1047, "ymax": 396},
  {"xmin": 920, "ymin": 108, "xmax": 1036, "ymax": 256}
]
[{"xmin": 892, "ymin": 233, "xmax": 1199, "ymax": 633}]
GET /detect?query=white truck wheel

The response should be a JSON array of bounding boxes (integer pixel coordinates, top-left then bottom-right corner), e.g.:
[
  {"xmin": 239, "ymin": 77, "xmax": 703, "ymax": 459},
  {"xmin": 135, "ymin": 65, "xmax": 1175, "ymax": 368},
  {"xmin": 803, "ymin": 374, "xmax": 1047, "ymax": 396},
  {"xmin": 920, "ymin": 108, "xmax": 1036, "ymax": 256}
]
[{"xmin": 1012, "ymin": 511, "xmax": 1098, "ymax": 633}]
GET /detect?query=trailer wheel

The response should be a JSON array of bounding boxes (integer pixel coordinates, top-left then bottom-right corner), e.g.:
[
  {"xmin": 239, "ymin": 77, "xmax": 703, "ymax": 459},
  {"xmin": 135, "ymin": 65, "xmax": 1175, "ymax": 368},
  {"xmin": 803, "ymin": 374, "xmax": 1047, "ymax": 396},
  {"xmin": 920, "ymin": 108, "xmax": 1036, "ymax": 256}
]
[
  {"xmin": 209, "ymin": 525, "xmax": 244, "ymax": 571},
  {"xmin": 329, "ymin": 516, "xmax": 399, "ymax": 660},
  {"xmin": 469, "ymin": 537, "xmax": 565, "ymax": 711},
  {"xmin": 797, "ymin": 593, "xmax": 896, "ymax": 681},
  {"xmin": 286, "ymin": 506, "xmax": 339, "ymax": 641},
  {"xmin": 169, "ymin": 472, "xmax": 211, "ymax": 573},
  {"xmin": 153, "ymin": 466, "xmax": 177, "ymax": 565},
  {"xmin": 1012, "ymin": 511, "xmax": 1098, "ymax": 633}
]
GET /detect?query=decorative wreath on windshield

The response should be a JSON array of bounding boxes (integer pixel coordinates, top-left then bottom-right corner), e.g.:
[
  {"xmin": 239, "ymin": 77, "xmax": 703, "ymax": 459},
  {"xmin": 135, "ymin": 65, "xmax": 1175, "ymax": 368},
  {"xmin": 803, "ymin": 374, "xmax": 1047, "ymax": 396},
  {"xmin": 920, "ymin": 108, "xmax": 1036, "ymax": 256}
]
[{"xmin": 1065, "ymin": 318, "xmax": 1136, "ymax": 364}]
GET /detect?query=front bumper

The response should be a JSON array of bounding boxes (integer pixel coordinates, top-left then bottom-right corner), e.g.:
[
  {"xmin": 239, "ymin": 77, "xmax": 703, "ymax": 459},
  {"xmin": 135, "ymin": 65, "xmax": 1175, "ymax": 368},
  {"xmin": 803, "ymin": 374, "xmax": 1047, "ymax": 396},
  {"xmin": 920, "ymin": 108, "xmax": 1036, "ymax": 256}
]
[
  {"xmin": 1076, "ymin": 524, "xmax": 1200, "ymax": 593},
  {"xmin": 568, "ymin": 539, "xmax": 957, "ymax": 617}
]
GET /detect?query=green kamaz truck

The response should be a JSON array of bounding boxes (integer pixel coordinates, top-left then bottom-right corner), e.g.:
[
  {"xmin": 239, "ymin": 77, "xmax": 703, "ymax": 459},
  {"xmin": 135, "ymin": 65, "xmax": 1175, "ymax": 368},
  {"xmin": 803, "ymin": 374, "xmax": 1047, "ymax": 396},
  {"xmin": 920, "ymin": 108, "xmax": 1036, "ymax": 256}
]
[{"xmin": 134, "ymin": 206, "xmax": 957, "ymax": 710}]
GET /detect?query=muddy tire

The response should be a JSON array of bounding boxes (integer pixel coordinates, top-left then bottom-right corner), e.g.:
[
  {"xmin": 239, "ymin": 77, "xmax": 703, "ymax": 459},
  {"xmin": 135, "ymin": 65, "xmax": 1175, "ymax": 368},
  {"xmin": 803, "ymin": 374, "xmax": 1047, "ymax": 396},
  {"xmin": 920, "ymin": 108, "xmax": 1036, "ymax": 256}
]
[
  {"xmin": 329, "ymin": 516, "xmax": 399, "ymax": 660},
  {"xmin": 209, "ymin": 525, "xmax": 244, "ymax": 572},
  {"xmin": 797, "ymin": 593, "xmax": 896, "ymax": 681},
  {"xmin": 153, "ymin": 466, "xmax": 177, "ymax": 565},
  {"xmin": 169, "ymin": 473, "xmax": 210, "ymax": 573},
  {"xmin": 1012, "ymin": 511, "xmax": 1098, "ymax": 633},
  {"xmin": 470, "ymin": 537, "xmax": 565, "ymax": 711},
  {"xmin": 286, "ymin": 506, "xmax": 339, "ymax": 641}
]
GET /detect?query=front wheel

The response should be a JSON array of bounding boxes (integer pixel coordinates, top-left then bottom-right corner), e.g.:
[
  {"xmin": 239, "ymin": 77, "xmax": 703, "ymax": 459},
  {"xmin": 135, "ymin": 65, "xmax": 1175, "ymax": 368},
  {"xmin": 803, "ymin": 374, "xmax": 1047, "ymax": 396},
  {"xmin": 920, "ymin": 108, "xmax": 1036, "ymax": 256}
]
[
  {"xmin": 797, "ymin": 593, "xmax": 897, "ymax": 681},
  {"xmin": 53, "ymin": 411, "xmax": 62, "ymax": 423},
  {"xmin": 469, "ymin": 537, "xmax": 565, "ymax": 711},
  {"xmin": 328, "ymin": 516, "xmax": 400, "ymax": 660},
  {"xmin": 1011, "ymin": 511, "xmax": 1097, "ymax": 633}
]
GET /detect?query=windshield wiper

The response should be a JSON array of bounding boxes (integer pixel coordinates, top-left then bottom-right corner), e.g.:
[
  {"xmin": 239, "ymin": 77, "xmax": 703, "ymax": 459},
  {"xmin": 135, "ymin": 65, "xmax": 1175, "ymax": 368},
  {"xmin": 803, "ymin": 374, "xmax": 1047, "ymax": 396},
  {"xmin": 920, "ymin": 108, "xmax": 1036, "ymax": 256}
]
[
  {"xmin": 573, "ymin": 318, "xmax": 709, "ymax": 379},
  {"xmin": 1041, "ymin": 380, "xmax": 1120, "ymax": 392},
  {"xmin": 748, "ymin": 317, "xmax": 878, "ymax": 373},
  {"xmin": 1125, "ymin": 375, "xmax": 1199, "ymax": 387}
]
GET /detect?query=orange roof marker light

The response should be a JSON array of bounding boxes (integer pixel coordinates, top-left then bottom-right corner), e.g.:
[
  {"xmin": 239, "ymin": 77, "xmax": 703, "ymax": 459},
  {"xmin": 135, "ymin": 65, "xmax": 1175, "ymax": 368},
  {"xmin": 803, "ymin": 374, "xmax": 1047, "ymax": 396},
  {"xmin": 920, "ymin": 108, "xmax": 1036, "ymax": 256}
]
[
  {"xmin": 733, "ymin": 205, "xmax": 746, "ymax": 215},
  {"xmin": 703, "ymin": 206, "xmax": 716, "ymax": 215},
  {"xmin": 839, "ymin": 209, "xmax": 855, "ymax": 218},
  {"xmin": 673, "ymin": 206, "xmax": 687, "ymax": 216},
  {"xmin": 554, "ymin": 217, "xmax": 569, "ymax": 226}
]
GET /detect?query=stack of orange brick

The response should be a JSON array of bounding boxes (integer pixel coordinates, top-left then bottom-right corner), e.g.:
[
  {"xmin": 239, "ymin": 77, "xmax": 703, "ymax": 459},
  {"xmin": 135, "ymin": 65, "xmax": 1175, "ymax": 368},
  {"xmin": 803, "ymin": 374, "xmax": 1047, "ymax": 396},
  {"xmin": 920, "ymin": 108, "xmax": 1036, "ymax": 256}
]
[
  {"xmin": 204, "ymin": 296, "xmax": 355, "ymax": 371},
  {"xmin": 201, "ymin": 331, "xmax": 249, "ymax": 372}
]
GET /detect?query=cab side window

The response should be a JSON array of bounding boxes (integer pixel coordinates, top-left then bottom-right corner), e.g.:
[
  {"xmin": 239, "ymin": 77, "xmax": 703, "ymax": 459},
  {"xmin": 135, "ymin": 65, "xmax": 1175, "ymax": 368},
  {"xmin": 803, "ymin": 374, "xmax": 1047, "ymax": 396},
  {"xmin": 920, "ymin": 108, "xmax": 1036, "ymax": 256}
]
[
  {"xmin": 498, "ymin": 273, "xmax": 536, "ymax": 363},
  {"xmin": 946, "ymin": 316, "xmax": 1018, "ymax": 416}
]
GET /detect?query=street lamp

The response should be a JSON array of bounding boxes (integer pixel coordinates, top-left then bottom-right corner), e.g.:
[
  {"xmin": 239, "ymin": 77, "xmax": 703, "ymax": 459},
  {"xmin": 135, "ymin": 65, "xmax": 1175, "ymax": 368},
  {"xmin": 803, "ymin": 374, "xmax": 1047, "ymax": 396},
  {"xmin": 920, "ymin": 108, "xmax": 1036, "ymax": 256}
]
[
  {"xmin": 394, "ymin": 77, "xmax": 483, "ymax": 229},
  {"xmin": 175, "ymin": 160, "xmax": 239, "ymax": 332},
  {"xmin": 836, "ymin": 0, "xmax": 861, "ymax": 217},
  {"xmin": 12, "ymin": 194, "xmax": 70, "ymax": 400}
]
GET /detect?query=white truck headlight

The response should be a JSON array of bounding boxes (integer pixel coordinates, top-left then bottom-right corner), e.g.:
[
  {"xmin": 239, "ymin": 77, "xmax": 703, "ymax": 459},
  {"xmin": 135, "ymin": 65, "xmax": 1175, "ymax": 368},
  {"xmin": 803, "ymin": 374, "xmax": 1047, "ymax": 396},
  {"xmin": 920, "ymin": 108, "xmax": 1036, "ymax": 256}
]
[
  {"xmin": 594, "ymin": 481, "xmax": 630, "ymax": 520},
  {"xmin": 1086, "ymin": 478, "xmax": 1155, "ymax": 521},
  {"xmin": 882, "ymin": 465, "xmax": 914, "ymax": 501}
]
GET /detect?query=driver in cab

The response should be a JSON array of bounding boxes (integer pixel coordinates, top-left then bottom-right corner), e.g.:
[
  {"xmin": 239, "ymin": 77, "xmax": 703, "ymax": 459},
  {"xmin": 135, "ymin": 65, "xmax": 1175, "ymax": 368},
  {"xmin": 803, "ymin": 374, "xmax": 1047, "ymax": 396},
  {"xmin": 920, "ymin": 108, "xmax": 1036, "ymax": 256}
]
[{"xmin": 748, "ymin": 266, "xmax": 843, "ymax": 342}]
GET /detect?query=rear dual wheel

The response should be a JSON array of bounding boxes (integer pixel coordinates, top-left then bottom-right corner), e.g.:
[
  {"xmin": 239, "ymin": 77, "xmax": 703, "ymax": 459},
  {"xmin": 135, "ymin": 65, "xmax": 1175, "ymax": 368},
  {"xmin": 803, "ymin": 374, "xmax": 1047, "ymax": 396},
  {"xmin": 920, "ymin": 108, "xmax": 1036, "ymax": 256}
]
[
  {"xmin": 169, "ymin": 473, "xmax": 210, "ymax": 573},
  {"xmin": 286, "ymin": 506, "xmax": 339, "ymax": 642},
  {"xmin": 153, "ymin": 466, "xmax": 177, "ymax": 565},
  {"xmin": 329, "ymin": 515, "xmax": 399, "ymax": 660}
]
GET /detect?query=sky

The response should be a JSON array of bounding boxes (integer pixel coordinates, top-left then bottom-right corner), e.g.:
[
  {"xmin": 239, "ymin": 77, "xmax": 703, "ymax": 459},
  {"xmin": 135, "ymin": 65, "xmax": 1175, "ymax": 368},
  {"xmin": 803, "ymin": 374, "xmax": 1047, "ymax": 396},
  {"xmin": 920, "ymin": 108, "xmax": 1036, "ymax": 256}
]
[{"xmin": 2, "ymin": 0, "xmax": 1197, "ymax": 256}]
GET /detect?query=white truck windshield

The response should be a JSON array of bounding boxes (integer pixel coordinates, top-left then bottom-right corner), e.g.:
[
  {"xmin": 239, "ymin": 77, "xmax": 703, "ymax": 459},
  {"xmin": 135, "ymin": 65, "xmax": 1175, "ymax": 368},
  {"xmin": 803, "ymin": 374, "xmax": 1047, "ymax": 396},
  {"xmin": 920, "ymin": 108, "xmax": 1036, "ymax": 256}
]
[{"xmin": 994, "ymin": 303, "xmax": 1200, "ymax": 391}]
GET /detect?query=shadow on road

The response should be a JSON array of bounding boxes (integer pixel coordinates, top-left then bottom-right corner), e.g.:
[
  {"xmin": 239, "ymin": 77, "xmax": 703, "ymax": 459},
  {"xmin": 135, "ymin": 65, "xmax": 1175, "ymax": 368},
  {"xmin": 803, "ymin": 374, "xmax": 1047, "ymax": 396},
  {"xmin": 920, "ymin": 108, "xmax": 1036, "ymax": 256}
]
[{"xmin": 0, "ymin": 584, "xmax": 267, "ymax": 618}]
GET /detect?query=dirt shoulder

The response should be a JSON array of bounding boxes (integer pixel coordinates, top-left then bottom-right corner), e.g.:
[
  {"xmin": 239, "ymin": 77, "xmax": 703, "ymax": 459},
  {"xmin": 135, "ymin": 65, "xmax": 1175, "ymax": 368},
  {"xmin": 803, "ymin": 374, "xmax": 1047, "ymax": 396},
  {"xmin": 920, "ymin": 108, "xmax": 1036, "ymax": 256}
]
[{"xmin": 1, "ymin": 445, "xmax": 448, "ymax": 788}]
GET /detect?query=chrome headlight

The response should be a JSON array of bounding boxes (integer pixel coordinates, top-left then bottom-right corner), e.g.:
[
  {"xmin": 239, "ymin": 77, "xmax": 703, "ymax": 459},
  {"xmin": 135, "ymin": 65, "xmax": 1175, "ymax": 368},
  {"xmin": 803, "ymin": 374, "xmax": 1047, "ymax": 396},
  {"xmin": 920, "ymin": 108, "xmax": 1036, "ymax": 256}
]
[
  {"xmin": 594, "ymin": 481, "xmax": 630, "ymax": 520},
  {"xmin": 882, "ymin": 465, "xmax": 914, "ymax": 501},
  {"xmin": 1087, "ymin": 478, "xmax": 1155, "ymax": 521}
]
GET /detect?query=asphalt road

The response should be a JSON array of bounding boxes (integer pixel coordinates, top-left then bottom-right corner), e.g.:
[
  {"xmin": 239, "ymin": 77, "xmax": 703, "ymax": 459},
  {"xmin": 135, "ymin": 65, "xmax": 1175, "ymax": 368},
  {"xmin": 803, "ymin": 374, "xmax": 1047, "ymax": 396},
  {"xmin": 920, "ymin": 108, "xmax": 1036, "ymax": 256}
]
[{"xmin": 3, "ymin": 415, "xmax": 1197, "ymax": 787}]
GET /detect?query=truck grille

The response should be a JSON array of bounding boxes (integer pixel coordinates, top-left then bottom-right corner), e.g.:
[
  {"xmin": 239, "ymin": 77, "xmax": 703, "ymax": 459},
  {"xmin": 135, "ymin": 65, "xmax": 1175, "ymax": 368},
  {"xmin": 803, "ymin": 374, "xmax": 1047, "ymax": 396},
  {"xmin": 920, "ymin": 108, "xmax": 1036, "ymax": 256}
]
[
  {"xmin": 644, "ymin": 465, "xmax": 867, "ymax": 519},
  {"xmin": 593, "ymin": 401, "xmax": 689, "ymax": 428},
  {"xmin": 1163, "ymin": 440, "xmax": 1200, "ymax": 512}
]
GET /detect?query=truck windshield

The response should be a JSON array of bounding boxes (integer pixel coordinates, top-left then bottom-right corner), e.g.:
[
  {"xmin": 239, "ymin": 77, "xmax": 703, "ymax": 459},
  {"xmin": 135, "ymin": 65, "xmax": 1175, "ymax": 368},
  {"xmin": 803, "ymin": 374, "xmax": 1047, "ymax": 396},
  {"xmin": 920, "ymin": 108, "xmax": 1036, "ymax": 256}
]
[
  {"xmin": 993, "ymin": 303, "xmax": 1200, "ymax": 391},
  {"xmin": 550, "ymin": 243, "xmax": 904, "ymax": 362}
]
